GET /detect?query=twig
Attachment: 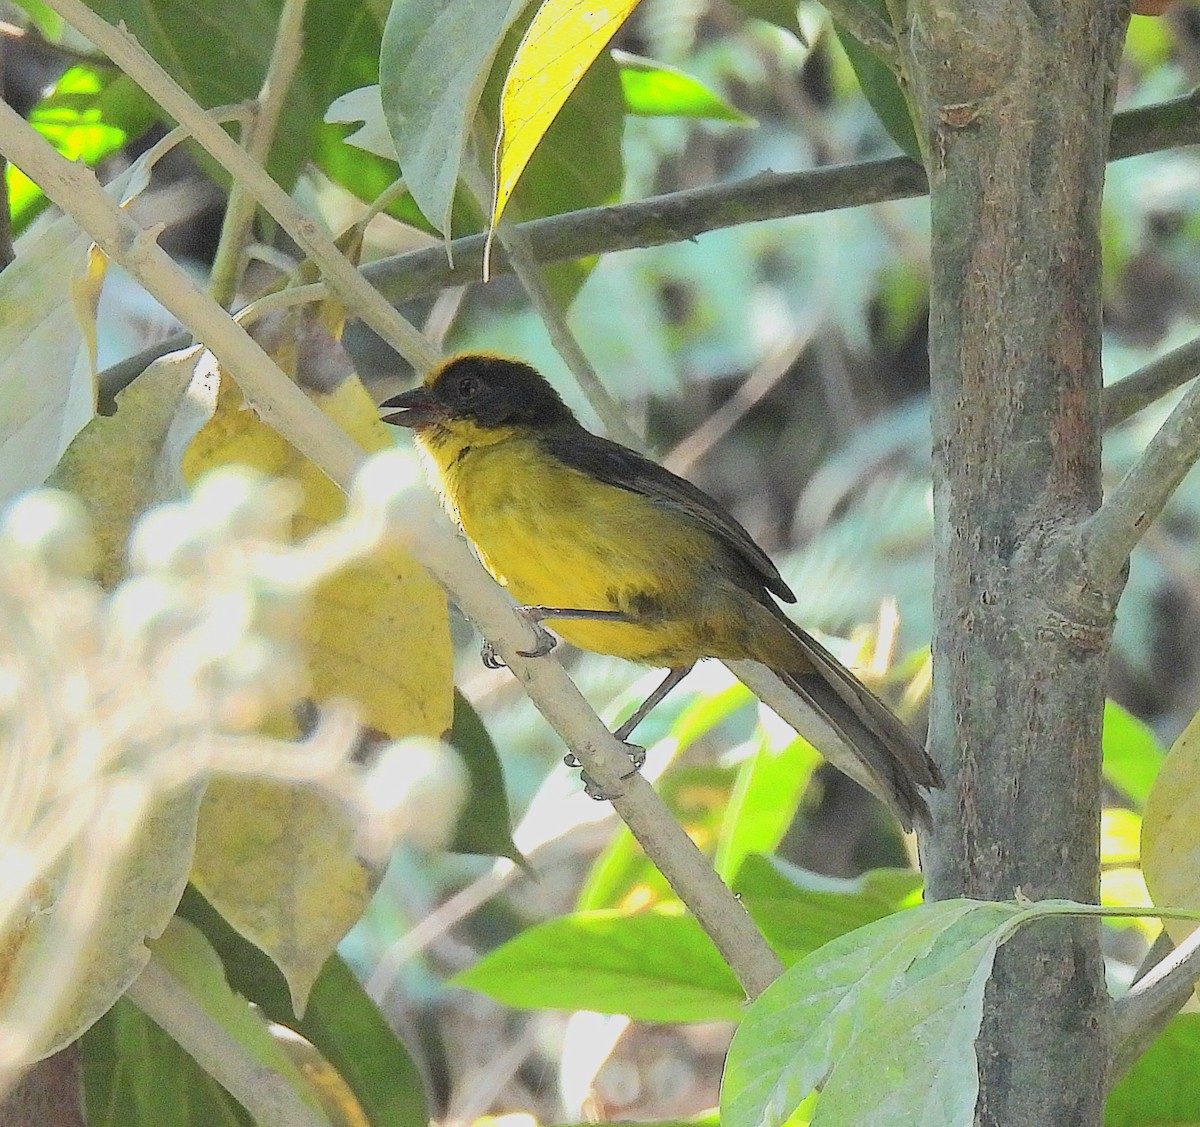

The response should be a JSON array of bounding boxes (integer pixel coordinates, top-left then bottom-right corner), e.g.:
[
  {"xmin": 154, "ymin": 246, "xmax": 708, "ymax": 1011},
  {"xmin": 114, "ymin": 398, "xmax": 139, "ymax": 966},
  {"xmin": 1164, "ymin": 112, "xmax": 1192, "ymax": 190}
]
[
  {"xmin": 39, "ymin": 0, "xmax": 438, "ymax": 372},
  {"xmin": 1081, "ymin": 371, "xmax": 1200, "ymax": 588},
  {"xmin": 208, "ymin": 0, "xmax": 309, "ymax": 306},
  {"xmin": 127, "ymin": 956, "xmax": 331, "ymax": 1127},
  {"xmin": 1111, "ymin": 924, "xmax": 1200, "ymax": 1081},
  {"xmin": 1103, "ymin": 336, "xmax": 1200, "ymax": 429},
  {"xmin": 0, "ymin": 103, "xmax": 783, "ymax": 1002}
]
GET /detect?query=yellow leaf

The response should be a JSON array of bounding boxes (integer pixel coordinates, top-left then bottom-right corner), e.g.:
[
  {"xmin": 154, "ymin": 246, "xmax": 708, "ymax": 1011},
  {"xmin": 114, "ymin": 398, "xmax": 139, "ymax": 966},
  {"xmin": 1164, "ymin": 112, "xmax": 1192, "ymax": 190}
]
[
  {"xmin": 48, "ymin": 346, "xmax": 208, "ymax": 587},
  {"xmin": 192, "ymin": 778, "xmax": 369, "ymax": 1015},
  {"xmin": 182, "ymin": 325, "xmax": 452, "ymax": 1002},
  {"xmin": 1142, "ymin": 709, "xmax": 1200, "ymax": 953},
  {"xmin": 491, "ymin": 0, "xmax": 638, "ymax": 231}
]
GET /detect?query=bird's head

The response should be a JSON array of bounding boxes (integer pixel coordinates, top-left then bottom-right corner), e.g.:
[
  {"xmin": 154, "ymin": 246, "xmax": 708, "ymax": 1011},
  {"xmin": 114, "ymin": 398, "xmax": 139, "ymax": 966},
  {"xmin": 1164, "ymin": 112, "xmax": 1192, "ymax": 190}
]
[{"xmin": 380, "ymin": 354, "xmax": 576, "ymax": 433}]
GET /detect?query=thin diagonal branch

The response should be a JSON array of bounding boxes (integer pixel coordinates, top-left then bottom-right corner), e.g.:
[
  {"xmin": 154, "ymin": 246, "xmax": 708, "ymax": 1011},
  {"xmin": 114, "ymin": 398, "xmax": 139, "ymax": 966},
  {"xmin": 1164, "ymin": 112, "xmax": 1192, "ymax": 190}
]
[
  {"xmin": 1082, "ymin": 369, "xmax": 1200, "ymax": 587},
  {"xmin": 1103, "ymin": 336, "xmax": 1200, "ymax": 429},
  {"xmin": 1111, "ymin": 926, "xmax": 1200, "ymax": 1081}
]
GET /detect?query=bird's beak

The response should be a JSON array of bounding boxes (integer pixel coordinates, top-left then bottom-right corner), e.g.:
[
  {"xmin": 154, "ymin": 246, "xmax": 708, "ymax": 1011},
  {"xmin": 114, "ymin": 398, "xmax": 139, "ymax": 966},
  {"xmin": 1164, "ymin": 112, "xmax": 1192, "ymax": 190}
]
[{"xmin": 379, "ymin": 386, "xmax": 445, "ymax": 429}]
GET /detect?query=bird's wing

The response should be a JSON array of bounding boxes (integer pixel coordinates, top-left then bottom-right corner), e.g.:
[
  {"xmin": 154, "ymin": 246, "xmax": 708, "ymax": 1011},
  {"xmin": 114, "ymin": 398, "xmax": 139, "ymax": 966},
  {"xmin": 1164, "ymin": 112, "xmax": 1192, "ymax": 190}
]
[{"xmin": 540, "ymin": 425, "xmax": 796, "ymax": 604}]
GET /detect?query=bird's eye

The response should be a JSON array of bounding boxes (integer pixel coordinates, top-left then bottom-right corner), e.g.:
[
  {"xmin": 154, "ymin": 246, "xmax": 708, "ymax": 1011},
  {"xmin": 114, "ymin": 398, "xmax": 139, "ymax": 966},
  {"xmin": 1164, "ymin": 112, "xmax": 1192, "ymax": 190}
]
[{"xmin": 457, "ymin": 374, "xmax": 481, "ymax": 399}]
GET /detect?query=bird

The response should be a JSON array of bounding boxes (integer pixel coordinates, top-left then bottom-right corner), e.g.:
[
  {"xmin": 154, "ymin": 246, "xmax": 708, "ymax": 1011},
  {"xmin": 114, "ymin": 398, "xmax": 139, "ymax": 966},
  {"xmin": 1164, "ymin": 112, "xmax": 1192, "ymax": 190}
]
[{"xmin": 380, "ymin": 353, "xmax": 941, "ymax": 827}]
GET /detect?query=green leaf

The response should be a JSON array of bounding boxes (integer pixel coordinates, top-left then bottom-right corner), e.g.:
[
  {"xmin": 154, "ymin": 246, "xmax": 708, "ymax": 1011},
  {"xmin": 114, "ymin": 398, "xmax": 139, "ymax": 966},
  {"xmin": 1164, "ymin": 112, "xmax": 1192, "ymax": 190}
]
[
  {"xmin": 88, "ymin": 0, "xmax": 384, "ymax": 191},
  {"xmin": 832, "ymin": 3, "xmax": 920, "ymax": 159},
  {"xmin": 735, "ymin": 856, "xmax": 924, "ymax": 965},
  {"xmin": 177, "ymin": 885, "xmax": 430, "ymax": 1127},
  {"xmin": 81, "ymin": 997, "xmax": 250, "ymax": 1127},
  {"xmin": 380, "ymin": 0, "xmax": 530, "ymax": 238},
  {"xmin": 715, "ymin": 733, "xmax": 821, "ymax": 881},
  {"xmin": 449, "ymin": 689, "xmax": 526, "ymax": 865},
  {"xmin": 616, "ymin": 51, "xmax": 755, "ymax": 123},
  {"xmin": 1103, "ymin": 700, "xmax": 1163, "ymax": 809},
  {"xmin": 453, "ymin": 908, "xmax": 745, "ymax": 1022},
  {"xmin": 10, "ymin": 67, "xmax": 157, "ymax": 234},
  {"xmin": 1106, "ymin": 1013, "xmax": 1200, "ymax": 1126},
  {"xmin": 721, "ymin": 901, "xmax": 1017, "ymax": 1127}
]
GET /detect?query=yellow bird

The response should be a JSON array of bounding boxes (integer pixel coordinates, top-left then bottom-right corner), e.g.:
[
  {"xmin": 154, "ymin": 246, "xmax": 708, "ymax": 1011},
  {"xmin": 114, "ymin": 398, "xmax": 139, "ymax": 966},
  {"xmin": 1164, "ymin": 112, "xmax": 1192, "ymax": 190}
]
[{"xmin": 381, "ymin": 354, "xmax": 940, "ymax": 827}]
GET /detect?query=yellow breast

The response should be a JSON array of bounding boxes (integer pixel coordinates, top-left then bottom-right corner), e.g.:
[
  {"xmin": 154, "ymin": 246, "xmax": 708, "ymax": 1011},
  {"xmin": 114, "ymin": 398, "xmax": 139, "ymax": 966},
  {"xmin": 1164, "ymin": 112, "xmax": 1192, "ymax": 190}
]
[{"xmin": 413, "ymin": 421, "xmax": 741, "ymax": 665}]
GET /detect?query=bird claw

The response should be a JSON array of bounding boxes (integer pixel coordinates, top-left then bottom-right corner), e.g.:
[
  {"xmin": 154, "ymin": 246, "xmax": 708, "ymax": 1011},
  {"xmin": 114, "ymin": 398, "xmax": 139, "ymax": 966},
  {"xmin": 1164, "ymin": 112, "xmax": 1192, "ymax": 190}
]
[
  {"xmin": 515, "ymin": 611, "xmax": 557, "ymax": 659},
  {"xmin": 480, "ymin": 640, "xmax": 505, "ymax": 669},
  {"xmin": 563, "ymin": 742, "xmax": 646, "ymax": 800}
]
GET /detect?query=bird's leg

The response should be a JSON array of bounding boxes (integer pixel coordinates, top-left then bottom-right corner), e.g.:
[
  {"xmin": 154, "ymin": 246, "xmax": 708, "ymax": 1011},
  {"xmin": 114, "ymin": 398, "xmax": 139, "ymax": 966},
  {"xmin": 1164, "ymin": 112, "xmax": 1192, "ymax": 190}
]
[
  {"xmin": 480, "ymin": 605, "xmax": 634, "ymax": 667},
  {"xmin": 613, "ymin": 665, "xmax": 693, "ymax": 742},
  {"xmin": 563, "ymin": 666, "xmax": 695, "ymax": 799}
]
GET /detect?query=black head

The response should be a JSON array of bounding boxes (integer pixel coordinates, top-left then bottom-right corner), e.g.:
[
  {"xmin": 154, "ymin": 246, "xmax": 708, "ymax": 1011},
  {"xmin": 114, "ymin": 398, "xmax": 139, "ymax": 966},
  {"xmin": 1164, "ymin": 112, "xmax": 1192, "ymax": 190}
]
[{"xmin": 380, "ymin": 354, "xmax": 577, "ymax": 431}]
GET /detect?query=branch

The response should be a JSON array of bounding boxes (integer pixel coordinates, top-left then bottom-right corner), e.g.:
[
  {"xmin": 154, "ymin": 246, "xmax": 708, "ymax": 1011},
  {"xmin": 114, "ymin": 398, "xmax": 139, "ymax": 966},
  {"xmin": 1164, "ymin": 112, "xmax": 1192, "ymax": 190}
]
[
  {"xmin": 0, "ymin": 103, "xmax": 783, "ymax": 1002},
  {"xmin": 1081, "ymin": 369, "xmax": 1200, "ymax": 587},
  {"xmin": 96, "ymin": 89, "xmax": 1200, "ymax": 406},
  {"xmin": 1103, "ymin": 336, "xmax": 1200, "ymax": 429},
  {"xmin": 1111, "ymin": 926, "xmax": 1200, "ymax": 1081},
  {"xmin": 40, "ymin": 0, "xmax": 438, "ymax": 373},
  {"xmin": 126, "ymin": 956, "xmax": 331, "ymax": 1127}
]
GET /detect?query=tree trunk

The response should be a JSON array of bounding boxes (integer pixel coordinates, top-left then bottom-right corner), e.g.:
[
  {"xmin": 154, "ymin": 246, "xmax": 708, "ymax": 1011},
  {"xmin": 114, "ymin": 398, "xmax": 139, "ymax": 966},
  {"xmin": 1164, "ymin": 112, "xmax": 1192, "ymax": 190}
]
[{"xmin": 908, "ymin": 2, "xmax": 1128, "ymax": 1122}]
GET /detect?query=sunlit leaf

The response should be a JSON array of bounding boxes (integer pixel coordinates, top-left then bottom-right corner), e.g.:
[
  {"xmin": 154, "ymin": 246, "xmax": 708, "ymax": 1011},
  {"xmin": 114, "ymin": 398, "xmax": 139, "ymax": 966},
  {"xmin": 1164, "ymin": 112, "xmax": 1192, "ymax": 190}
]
[
  {"xmin": 454, "ymin": 908, "xmax": 745, "ymax": 1022},
  {"xmin": 615, "ymin": 51, "xmax": 755, "ymax": 123},
  {"xmin": 1141, "ymin": 707, "xmax": 1200, "ymax": 955},
  {"xmin": 721, "ymin": 901, "xmax": 1017, "ymax": 1127},
  {"xmin": 491, "ymin": 0, "xmax": 637, "ymax": 230}
]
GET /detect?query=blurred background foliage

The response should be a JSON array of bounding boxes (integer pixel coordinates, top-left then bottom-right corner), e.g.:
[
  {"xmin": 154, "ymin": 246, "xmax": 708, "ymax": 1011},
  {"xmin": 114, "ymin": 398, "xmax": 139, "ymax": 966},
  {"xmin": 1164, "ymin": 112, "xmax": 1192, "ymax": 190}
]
[{"xmin": 5, "ymin": 0, "xmax": 1200, "ymax": 1119}]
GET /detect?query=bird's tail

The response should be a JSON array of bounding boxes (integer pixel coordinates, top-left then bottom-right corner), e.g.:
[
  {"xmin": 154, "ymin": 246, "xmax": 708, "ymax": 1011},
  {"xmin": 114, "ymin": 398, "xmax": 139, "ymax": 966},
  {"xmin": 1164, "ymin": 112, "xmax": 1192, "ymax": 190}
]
[{"xmin": 765, "ymin": 618, "xmax": 941, "ymax": 829}]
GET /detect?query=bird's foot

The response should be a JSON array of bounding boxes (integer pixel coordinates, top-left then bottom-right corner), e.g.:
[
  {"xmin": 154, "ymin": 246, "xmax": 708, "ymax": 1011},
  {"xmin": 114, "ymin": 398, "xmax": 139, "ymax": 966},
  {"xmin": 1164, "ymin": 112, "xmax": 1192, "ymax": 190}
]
[
  {"xmin": 480, "ymin": 639, "xmax": 505, "ymax": 669},
  {"xmin": 564, "ymin": 743, "xmax": 646, "ymax": 801},
  {"xmin": 514, "ymin": 607, "xmax": 558, "ymax": 658},
  {"xmin": 479, "ymin": 611, "xmax": 557, "ymax": 668}
]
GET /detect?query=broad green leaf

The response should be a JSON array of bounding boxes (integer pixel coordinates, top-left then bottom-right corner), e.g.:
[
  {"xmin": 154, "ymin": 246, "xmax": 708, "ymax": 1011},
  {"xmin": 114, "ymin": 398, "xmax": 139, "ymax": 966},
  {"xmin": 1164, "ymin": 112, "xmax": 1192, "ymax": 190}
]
[
  {"xmin": 715, "ymin": 730, "xmax": 821, "ymax": 881},
  {"xmin": 833, "ymin": 3, "xmax": 920, "ymax": 159},
  {"xmin": 1106, "ymin": 1012, "xmax": 1200, "ymax": 1126},
  {"xmin": 615, "ymin": 50, "xmax": 754, "ymax": 122},
  {"xmin": 492, "ymin": 0, "xmax": 637, "ymax": 230},
  {"xmin": 721, "ymin": 901, "xmax": 1015, "ymax": 1127},
  {"xmin": 82, "ymin": 996, "xmax": 250, "ymax": 1127},
  {"xmin": 449, "ymin": 689, "xmax": 525, "ymax": 864},
  {"xmin": 1141, "ymin": 707, "xmax": 1200, "ymax": 954},
  {"xmin": 453, "ymin": 908, "xmax": 746, "ymax": 1022},
  {"xmin": 735, "ymin": 856, "xmax": 924, "ymax": 965},
  {"xmin": 89, "ymin": 0, "xmax": 385, "ymax": 191},
  {"xmin": 178, "ymin": 885, "xmax": 430, "ymax": 1127},
  {"xmin": 144, "ymin": 919, "xmax": 319, "ymax": 1109},
  {"xmin": 813, "ymin": 916, "xmax": 1006, "ymax": 1125},
  {"xmin": 1103, "ymin": 700, "xmax": 1163, "ymax": 808},
  {"xmin": 380, "ymin": 0, "xmax": 531, "ymax": 238}
]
